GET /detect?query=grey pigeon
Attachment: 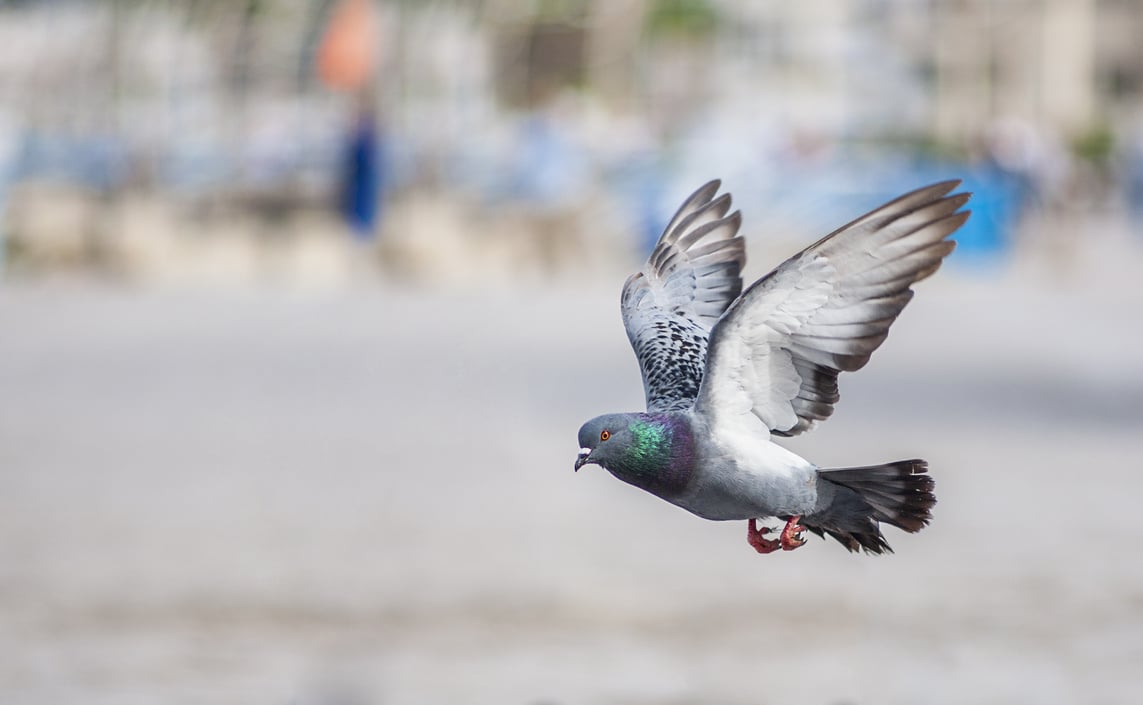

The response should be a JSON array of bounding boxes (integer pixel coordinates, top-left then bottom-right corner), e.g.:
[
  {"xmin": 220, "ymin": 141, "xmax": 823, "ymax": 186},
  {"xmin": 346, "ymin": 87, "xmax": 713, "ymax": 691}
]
[{"xmin": 575, "ymin": 180, "xmax": 970, "ymax": 554}]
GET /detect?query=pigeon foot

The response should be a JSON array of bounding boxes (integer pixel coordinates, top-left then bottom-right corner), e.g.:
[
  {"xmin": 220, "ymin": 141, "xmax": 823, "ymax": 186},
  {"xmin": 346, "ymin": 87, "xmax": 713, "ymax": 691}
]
[
  {"xmin": 747, "ymin": 518, "xmax": 781, "ymax": 554},
  {"xmin": 780, "ymin": 516, "xmax": 806, "ymax": 550}
]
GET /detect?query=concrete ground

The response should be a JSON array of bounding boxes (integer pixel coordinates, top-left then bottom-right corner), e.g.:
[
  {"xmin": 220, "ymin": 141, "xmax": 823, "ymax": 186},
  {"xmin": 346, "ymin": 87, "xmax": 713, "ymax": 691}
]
[{"xmin": 2, "ymin": 243, "xmax": 1142, "ymax": 705}]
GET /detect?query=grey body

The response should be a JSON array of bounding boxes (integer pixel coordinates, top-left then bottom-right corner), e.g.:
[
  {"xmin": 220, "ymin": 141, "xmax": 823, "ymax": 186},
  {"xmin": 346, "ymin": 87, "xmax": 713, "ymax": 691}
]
[{"xmin": 672, "ymin": 409, "xmax": 819, "ymax": 521}]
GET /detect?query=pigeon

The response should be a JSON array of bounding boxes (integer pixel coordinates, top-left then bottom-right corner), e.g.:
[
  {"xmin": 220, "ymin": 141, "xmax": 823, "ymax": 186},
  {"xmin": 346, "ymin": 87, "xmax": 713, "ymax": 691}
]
[{"xmin": 575, "ymin": 180, "xmax": 970, "ymax": 554}]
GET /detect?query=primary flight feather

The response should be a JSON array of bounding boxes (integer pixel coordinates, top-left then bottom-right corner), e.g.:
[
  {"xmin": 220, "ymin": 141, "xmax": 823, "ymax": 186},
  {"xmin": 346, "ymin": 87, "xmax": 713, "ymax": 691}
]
[{"xmin": 575, "ymin": 180, "xmax": 970, "ymax": 554}]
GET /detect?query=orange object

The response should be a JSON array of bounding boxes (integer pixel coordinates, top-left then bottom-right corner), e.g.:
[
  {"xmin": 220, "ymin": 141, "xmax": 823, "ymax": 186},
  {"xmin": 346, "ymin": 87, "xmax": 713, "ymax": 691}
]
[{"xmin": 317, "ymin": 0, "xmax": 377, "ymax": 91}]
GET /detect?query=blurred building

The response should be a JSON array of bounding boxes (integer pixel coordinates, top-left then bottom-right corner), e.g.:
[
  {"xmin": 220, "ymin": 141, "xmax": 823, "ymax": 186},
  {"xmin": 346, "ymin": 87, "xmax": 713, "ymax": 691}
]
[{"xmin": 0, "ymin": 0, "xmax": 1140, "ymax": 282}]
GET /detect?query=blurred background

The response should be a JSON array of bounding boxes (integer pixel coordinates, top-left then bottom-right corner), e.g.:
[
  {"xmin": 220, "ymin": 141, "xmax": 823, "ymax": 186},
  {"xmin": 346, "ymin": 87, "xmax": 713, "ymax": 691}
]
[{"xmin": 1, "ymin": 0, "xmax": 1142, "ymax": 703}]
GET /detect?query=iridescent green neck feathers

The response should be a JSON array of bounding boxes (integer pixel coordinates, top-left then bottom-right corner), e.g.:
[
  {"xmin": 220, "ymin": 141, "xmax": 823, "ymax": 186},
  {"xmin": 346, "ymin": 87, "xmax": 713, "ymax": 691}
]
[{"xmin": 577, "ymin": 412, "xmax": 695, "ymax": 498}]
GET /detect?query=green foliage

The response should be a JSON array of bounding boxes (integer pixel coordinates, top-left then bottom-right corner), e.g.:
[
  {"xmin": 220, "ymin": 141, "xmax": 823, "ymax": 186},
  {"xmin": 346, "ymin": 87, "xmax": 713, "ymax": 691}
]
[
  {"xmin": 1072, "ymin": 124, "xmax": 1115, "ymax": 164},
  {"xmin": 533, "ymin": 0, "xmax": 589, "ymax": 22},
  {"xmin": 644, "ymin": 0, "xmax": 718, "ymax": 40}
]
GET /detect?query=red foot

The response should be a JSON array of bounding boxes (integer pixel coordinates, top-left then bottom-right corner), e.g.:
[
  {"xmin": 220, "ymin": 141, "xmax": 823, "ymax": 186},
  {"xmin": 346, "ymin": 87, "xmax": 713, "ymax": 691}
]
[
  {"xmin": 780, "ymin": 516, "xmax": 806, "ymax": 551},
  {"xmin": 746, "ymin": 518, "xmax": 780, "ymax": 554}
]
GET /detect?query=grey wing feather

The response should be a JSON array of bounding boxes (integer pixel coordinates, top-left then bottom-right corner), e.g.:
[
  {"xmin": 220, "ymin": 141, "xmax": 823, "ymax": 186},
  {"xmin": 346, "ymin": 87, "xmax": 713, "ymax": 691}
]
[
  {"xmin": 696, "ymin": 180, "xmax": 971, "ymax": 435},
  {"xmin": 621, "ymin": 180, "xmax": 746, "ymax": 412}
]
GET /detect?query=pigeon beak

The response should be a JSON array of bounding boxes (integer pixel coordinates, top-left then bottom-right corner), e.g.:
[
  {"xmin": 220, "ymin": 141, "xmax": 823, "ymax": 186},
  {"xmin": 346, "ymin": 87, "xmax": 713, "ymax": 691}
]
[{"xmin": 574, "ymin": 448, "xmax": 592, "ymax": 472}]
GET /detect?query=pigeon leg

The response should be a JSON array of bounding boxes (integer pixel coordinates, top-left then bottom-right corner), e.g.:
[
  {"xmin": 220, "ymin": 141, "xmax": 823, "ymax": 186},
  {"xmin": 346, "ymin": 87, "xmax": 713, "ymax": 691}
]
[
  {"xmin": 779, "ymin": 516, "xmax": 806, "ymax": 551},
  {"xmin": 747, "ymin": 518, "xmax": 781, "ymax": 554}
]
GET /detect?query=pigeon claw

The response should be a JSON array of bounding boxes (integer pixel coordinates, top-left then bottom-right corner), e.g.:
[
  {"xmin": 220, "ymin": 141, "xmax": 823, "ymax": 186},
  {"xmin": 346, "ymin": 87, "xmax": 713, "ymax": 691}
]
[
  {"xmin": 779, "ymin": 516, "xmax": 806, "ymax": 551},
  {"xmin": 747, "ymin": 518, "xmax": 781, "ymax": 554}
]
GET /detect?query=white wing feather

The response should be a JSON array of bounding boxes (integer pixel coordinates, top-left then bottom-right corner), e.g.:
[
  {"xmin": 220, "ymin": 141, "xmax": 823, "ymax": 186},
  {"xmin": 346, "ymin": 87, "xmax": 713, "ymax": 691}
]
[{"xmin": 695, "ymin": 181, "xmax": 971, "ymax": 435}]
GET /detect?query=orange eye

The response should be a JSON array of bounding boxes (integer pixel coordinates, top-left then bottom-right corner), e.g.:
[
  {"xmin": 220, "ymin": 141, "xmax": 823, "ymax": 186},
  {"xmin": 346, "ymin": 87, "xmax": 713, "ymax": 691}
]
[{"xmin": 600, "ymin": 429, "xmax": 611, "ymax": 442}]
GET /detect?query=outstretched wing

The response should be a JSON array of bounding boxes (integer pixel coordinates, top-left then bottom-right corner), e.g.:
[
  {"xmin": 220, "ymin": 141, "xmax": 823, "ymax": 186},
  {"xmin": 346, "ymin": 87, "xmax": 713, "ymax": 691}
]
[
  {"xmin": 621, "ymin": 180, "xmax": 745, "ymax": 412},
  {"xmin": 695, "ymin": 180, "xmax": 971, "ymax": 435}
]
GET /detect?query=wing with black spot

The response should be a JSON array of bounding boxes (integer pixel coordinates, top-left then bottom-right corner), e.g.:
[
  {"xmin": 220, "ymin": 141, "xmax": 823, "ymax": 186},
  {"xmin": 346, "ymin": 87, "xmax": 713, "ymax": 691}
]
[{"xmin": 621, "ymin": 180, "xmax": 745, "ymax": 412}]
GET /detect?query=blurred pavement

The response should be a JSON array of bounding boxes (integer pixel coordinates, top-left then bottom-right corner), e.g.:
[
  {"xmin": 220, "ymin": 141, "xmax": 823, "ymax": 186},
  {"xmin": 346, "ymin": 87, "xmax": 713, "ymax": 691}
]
[{"xmin": 2, "ymin": 244, "xmax": 1143, "ymax": 705}]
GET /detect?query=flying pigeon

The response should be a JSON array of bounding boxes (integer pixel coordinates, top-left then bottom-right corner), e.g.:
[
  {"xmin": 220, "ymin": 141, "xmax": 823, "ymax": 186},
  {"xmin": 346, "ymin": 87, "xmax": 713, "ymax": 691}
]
[{"xmin": 575, "ymin": 180, "xmax": 970, "ymax": 554}]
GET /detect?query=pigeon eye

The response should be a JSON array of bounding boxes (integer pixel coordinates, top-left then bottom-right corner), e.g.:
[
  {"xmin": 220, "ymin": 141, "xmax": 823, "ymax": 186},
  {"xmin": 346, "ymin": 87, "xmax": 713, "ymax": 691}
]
[{"xmin": 600, "ymin": 430, "xmax": 611, "ymax": 442}]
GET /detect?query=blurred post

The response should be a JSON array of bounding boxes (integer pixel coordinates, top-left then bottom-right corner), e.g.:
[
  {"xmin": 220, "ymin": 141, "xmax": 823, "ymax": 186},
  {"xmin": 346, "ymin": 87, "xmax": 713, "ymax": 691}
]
[{"xmin": 0, "ymin": 113, "xmax": 15, "ymax": 279}]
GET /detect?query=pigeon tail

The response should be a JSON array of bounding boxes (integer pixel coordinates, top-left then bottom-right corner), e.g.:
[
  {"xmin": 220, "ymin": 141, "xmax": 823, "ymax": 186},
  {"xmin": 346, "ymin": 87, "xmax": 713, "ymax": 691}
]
[{"xmin": 803, "ymin": 460, "xmax": 936, "ymax": 555}]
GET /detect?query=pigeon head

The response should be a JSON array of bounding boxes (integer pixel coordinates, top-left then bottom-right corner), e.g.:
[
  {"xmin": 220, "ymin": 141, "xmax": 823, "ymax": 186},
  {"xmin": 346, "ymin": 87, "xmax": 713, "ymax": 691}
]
[
  {"xmin": 575, "ymin": 413, "xmax": 638, "ymax": 472},
  {"xmin": 574, "ymin": 412, "xmax": 696, "ymax": 498}
]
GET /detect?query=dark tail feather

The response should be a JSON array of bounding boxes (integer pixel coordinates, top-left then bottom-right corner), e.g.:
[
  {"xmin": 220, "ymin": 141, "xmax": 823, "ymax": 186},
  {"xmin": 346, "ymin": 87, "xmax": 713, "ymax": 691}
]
[{"xmin": 806, "ymin": 459, "xmax": 936, "ymax": 555}]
